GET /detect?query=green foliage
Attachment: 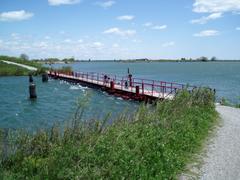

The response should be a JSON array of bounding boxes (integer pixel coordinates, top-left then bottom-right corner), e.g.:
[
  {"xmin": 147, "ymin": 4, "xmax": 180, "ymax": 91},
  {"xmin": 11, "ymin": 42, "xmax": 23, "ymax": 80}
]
[
  {"xmin": 55, "ymin": 66, "xmax": 73, "ymax": 74},
  {"xmin": 220, "ymin": 97, "xmax": 240, "ymax": 108},
  {"xmin": 0, "ymin": 62, "xmax": 30, "ymax": 76},
  {"xmin": 0, "ymin": 88, "xmax": 217, "ymax": 179},
  {"xmin": 19, "ymin": 54, "xmax": 29, "ymax": 61},
  {"xmin": 0, "ymin": 55, "xmax": 48, "ymax": 76},
  {"xmin": 0, "ymin": 55, "xmax": 42, "ymax": 68},
  {"xmin": 197, "ymin": 56, "xmax": 208, "ymax": 62},
  {"xmin": 220, "ymin": 97, "xmax": 231, "ymax": 106}
]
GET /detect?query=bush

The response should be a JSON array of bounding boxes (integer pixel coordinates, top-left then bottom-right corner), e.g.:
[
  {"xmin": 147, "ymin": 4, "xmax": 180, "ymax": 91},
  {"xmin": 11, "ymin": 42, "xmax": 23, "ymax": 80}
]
[
  {"xmin": 0, "ymin": 88, "xmax": 217, "ymax": 179},
  {"xmin": 55, "ymin": 66, "xmax": 73, "ymax": 74}
]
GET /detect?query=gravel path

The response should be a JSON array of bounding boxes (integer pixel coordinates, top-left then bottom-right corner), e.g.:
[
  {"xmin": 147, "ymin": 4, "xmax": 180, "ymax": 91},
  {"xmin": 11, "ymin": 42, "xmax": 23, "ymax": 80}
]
[
  {"xmin": 1, "ymin": 60, "xmax": 37, "ymax": 71},
  {"xmin": 199, "ymin": 105, "xmax": 240, "ymax": 180}
]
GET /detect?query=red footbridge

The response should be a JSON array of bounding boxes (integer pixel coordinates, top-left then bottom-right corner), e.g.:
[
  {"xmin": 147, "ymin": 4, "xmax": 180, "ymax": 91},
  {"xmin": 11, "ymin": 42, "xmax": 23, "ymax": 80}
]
[{"xmin": 48, "ymin": 71, "xmax": 195, "ymax": 102}]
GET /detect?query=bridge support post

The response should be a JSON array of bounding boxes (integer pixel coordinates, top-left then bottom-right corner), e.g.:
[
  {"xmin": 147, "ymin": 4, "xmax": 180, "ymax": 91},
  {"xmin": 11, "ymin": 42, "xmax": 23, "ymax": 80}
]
[
  {"xmin": 110, "ymin": 81, "xmax": 115, "ymax": 90},
  {"xmin": 136, "ymin": 86, "xmax": 140, "ymax": 96},
  {"xmin": 42, "ymin": 73, "xmax": 48, "ymax": 82}
]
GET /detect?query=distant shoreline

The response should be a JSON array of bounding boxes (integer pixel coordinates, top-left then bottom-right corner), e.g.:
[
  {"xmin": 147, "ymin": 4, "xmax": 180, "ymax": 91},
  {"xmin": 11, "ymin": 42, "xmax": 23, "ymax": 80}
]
[{"xmin": 40, "ymin": 59, "xmax": 240, "ymax": 64}]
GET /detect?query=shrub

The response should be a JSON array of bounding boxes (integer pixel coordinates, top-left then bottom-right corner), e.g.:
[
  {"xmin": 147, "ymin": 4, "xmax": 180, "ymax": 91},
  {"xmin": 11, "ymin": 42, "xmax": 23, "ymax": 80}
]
[{"xmin": 0, "ymin": 88, "xmax": 217, "ymax": 179}]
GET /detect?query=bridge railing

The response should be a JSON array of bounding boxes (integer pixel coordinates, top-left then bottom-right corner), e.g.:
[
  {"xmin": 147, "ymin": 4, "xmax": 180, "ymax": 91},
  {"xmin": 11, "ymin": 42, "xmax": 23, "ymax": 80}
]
[{"xmin": 50, "ymin": 71, "xmax": 195, "ymax": 98}]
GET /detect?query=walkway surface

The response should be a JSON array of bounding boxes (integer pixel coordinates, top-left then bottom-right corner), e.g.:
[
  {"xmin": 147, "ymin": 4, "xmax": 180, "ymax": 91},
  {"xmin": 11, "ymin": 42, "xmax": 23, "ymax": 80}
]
[
  {"xmin": 180, "ymin": 105, "xmax": 240, "ymax": 180},
  {"xmin": 1, "ymin": 60, "xmax": 37, "ymax": 71},
  {"xmin": 198, "ymin": 105, "xmax": 240, "ymax": 180},
  {"xmin": 57, "ymin": 73, "xmax": 175, "ymax": 100}
]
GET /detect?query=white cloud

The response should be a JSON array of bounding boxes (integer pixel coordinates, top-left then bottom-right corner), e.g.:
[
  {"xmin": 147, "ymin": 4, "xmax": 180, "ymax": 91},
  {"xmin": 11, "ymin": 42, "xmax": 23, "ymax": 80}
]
[
  {"xmin": 92, "ymin": 42, "xmax": 104, "ymax": 48},
  {"xmin": 44, "ymin": 36, "xmax": 51, "ymax": 40},
  {"xmin": 11, "ymin": 33, "xmax": 20, "ymax": 39},
  {"xmin": 48, "ymin": 0, "xmax": 81, "ymax": 6},
  {"xmin": 0, "ymin": 10, "xmax": 33, "ymax": 22},
  {"xmin": 152, "ymin": 25, "xmax": 167, "ymax": 30},
  {"xmin": 194, "ymin": 30, "xmax": 220, "ymax": 37},
  {"xmin": 143, "ymin": 22, "xmax": 153, "ymax": 27},
  {"xmin": 193, "ymin": 0, "xmax": 240, "ymax": 13},
  {"xmin": 117, "ymin": 15, "xmax": 135, "ymax": 21},
  {"xmin": 162, "ymin": 41, "xmax": 175, "ymax": 47},
  {"xmin": 33, "ymin": 41, "xmax": 48, "ymax": 49},
  {"xmin": 191, "ymin": 12, "xmax": 223, "ymax": 24},
  {"xmin": 132, "ymin": 39, "xmax": 142, "ymax": 43},
  {"xmin": 236, "ymin": 27, "xmax": 240, "ymax": 30},
  {"xmin": 63, "ymin": 39, "xmax": 72, "ymax": 43},
  {"xmin": 112, "ymin": 43, "xmax": 119, "ymax": 48},
  {"xmin": 95, "ymin": 1, "xmax": 115, "ymax": 8},
  {"xmin": 59, "ymin": 30, "xmax": 65, "ymax": 34},
  {"xmin": 78, "ymin": 39, "xmax": 83, "ymax": 43},
  {"xmin": 103, "ymin": 27, "xmax": 136, "ymax": 37}
]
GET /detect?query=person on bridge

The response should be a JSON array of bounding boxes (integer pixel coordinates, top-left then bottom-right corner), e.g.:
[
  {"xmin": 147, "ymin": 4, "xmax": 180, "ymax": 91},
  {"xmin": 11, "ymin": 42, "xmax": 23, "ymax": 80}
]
[
  {"xmin": 104, "ymin": 75, "xmax": 107, "ymax": 85},
  {"xmin": 125, "ymin": 81, "xmax": 128, "ymax": 89}
]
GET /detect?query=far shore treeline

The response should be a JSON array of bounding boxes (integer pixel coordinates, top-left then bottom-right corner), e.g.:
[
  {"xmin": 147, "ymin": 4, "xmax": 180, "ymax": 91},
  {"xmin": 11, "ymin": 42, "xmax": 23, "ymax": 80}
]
[
  {"xmin": 1, "ymin": 54, "xmax": 240, "ymax": 76},
  {"xmin": 1, "ymin": 54, "xmax": 240, "ymax": 65}
]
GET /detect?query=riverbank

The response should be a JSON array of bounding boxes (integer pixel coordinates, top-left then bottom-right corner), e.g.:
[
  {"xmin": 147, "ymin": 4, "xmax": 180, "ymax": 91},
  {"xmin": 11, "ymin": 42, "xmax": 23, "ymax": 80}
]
[
  {"xmin": 0, "ymin": 56, "xmax": 47, "ymax": 76},
  {"xmin": 0, "ymin": 61, "xmax": 31, "ymax": 76},
  {"xmin": 0, "ymin": 88, "xmax": 217, "ymax": 179}
]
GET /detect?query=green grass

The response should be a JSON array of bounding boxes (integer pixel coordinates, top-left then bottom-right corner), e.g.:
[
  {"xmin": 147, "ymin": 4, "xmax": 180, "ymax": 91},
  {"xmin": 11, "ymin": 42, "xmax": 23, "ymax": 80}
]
[
  {"xmin": 220, "ymin": 97, "xmax": 240, "ymax": 108},
  {"xmin": 0, "ymin": 88, "xmax": 218, "ymax": 179},
  {"xmin": 0, "ymin": 55, "xmax": 48, "ymax": 76},
  {"xmin": 0, "ymin": 55, "xmax": 42, "ymax": 69},
  {"xmin": 0, "ymin": 62, "xmax": 31, "ymax": 76}
]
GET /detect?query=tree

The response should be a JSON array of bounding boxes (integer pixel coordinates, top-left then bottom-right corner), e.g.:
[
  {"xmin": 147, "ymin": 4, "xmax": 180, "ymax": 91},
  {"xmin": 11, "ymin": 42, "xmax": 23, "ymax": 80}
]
[
  {"xmin": 211, "ymin": 56, "xmax": 217, "ymax": 61},
  {"xmin": 198, "ymin": 56, "xmax": 208, "ymax": 62},
  {"xmin": 20, "ymin": 53, "xmax": 29, "ymax": 61}
]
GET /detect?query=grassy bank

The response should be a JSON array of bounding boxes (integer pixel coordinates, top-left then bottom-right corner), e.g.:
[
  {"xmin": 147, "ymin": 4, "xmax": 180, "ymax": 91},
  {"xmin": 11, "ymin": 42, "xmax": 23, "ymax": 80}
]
[
  {"xmin": 0, "ymin": 56, "xmax": 42, "ymax": 69},
  {"xmin": 0, "ymin": 55, "xmax": 47, "ymax": 76},
  {"xmin": 0, "ymin": 88, "xmax": 217, "ymax": 179},
  {"xmin": 0, "ymin": 62, "xmax": 31, "ymax": 76}
]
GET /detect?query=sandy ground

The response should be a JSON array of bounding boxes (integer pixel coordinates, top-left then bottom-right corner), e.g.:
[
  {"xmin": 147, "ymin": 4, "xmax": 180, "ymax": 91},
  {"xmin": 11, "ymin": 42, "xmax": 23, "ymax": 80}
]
[{"xmin": 1, "ymin": 60, "xmax": 37, "ymax": 71}]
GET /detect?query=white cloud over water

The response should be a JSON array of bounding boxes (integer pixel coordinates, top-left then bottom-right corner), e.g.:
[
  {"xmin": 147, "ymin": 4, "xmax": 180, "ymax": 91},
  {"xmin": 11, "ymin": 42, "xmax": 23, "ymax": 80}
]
[
  {"xmin": 191, "ymin": 12, "xmax": 223, "ymax": 24},
  {"xmin": 152, "ymin": 25, "xmax": 167, "ymax": 30},
  {"xmin": 143, "ymin": 22, "xmax": 153, "ymax": 27},
  {"xmin": 193, "ymin": 30, "xmax": 220, "ymax": 37},
  {"xmin": 103, "ymin": 27, "xmax": 136, "ymax": 37},
  {"xmin": 191, "ymin": 0, "xmax": 240, "ymax": 24},
  {"xmin": 162, "ymin": 41, "xmax": 175, "ymax": 47},
  {"xmin": 48, "ymin": 0, "xmax": 81, "ymax": 6},
  {"xmin": 193, "ymin": 0, "xmax": 240, "ymax": 13},
  {"xmin": 117, "ymin": 15, "xmax": 135, "ymax": 21},
  {"xmin": 0, "ymin": 10, "xmax": 33, "ymax": 22},
  {"xmin": 95, "ymin": 1, "xmax": 116, "ymax": 8}
]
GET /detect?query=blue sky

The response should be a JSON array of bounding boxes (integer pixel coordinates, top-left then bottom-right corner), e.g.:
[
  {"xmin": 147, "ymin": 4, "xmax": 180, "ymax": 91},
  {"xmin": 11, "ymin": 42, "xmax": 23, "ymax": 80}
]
[{"xmin": 0, "ymin": 0, "xmax": 240, "ymax": 60}]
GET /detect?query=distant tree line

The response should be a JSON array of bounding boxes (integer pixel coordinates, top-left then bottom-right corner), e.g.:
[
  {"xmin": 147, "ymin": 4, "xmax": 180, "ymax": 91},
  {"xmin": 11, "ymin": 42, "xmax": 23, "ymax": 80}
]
[{"xmin": 180, "ymin": 56, "xmax": 217, "ymax": 62}]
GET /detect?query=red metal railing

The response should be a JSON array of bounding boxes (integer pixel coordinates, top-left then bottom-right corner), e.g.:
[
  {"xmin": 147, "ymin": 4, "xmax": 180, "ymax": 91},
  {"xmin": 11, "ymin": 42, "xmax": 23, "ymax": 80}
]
[{"xmin": 49, "ymin": 70, "xmax": 195, "ymax": 99}]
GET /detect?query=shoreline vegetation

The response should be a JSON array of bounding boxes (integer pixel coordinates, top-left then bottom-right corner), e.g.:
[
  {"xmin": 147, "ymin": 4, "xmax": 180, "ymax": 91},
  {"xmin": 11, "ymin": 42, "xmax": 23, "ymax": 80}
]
[
  {"xmin": 1, "ymin": 55, "xmax": 240, "ymax": 71},
  {"xmin": 0, "ymin": 55, "xmax": 47, "ymax": 76},
  {"xmin": 0, "ymin": 88, "xmax": 218, "ymax": 179},
  {"xmin": 38, "ymin": 57, "xmax": 240, "ymax": 64}
]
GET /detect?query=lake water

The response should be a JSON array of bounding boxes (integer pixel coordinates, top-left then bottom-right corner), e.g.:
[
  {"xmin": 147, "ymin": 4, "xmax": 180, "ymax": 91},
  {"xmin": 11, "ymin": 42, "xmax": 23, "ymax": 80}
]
[
  {"xmin": 53, "ymin": 61, "xmax": 240, "ymax": 103},
  {"xmin": 1, "ymin": 62, "xmax": 240, "ymax": 130}
]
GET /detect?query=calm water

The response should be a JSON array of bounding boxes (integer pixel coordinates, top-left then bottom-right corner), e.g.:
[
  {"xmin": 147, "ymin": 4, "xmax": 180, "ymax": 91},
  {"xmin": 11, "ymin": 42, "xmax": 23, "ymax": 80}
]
[{"xmin": 1, "ymin": 62, "xmax": 240, "ymax": 130}]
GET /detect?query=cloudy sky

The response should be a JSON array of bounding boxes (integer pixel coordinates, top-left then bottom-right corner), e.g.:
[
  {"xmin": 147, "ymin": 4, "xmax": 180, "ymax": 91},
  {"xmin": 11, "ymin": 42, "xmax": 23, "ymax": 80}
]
[{"xmin": 0, "ymin": 0, "xmax": 240, "ymax": 60}]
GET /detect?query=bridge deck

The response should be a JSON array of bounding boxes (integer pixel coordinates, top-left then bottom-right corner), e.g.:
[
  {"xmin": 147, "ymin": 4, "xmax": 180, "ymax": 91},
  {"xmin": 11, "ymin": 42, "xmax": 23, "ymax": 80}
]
[{"xmin": 48, "ymin": 71, "xmax": 194, "ymax": 102}]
